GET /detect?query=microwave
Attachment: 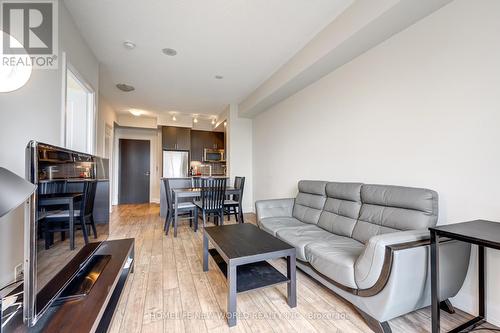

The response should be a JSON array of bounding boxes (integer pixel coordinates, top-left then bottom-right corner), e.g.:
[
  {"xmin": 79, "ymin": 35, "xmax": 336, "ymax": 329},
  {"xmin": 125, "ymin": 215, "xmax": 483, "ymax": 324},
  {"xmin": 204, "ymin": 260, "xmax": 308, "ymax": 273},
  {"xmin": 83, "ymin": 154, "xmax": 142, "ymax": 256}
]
[{"xmin": 204, "ymin": 148, "xmax": 225, "ymax": 162}]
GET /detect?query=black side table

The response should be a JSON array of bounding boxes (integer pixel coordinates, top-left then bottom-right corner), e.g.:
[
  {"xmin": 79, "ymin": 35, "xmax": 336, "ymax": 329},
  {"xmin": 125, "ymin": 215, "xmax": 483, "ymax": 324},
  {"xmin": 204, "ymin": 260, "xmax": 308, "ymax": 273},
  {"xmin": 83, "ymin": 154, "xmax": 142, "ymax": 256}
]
[{"xmin": 430, "ymin": 220, "xmax": 500, "ymax": 333}]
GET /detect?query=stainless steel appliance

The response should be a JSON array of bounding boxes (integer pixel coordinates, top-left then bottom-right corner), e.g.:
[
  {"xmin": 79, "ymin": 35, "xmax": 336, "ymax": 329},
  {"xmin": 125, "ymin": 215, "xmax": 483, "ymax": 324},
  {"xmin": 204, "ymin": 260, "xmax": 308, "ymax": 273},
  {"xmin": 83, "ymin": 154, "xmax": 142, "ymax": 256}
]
[
  {"xmin": 203, "ymin": 148, "xmax": 224, "ymax": 162},
  {"xmin": 163, "ymin": 150, "xmax": 189, "ymax": 178}
]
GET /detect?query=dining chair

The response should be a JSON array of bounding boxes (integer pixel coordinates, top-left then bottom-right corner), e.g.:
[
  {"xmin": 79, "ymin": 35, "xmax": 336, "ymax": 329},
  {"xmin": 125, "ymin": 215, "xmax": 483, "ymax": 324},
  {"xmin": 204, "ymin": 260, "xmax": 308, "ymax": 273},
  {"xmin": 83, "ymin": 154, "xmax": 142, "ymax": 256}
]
[
  {"xmin": 41, "ymin": 180, "xmax": 97, "ymax": 249},
  {"xmin": 194, "ymin": 177, "xmax": 227, "ymax": 228},
  {"xmin": 163, "ymin": 178, "xmax": 198, "ymax": 235},
  {"xmin": 82, "ymin": 180, "xmax": 98, "ymax": 238},
  {"xmin": 38, "ymin": 180, "xmax": 67, "ymax": 195},
  {"xmin": 192, "ymin": 177, "xmax": 202, "ymax": 188},
  {"xmin": 37, "ymin": 181, "xmax": 67, "ymax": 240},
  {"xmin": 224, "ymin": 176, "xmax": 245, "ymax": 223}
]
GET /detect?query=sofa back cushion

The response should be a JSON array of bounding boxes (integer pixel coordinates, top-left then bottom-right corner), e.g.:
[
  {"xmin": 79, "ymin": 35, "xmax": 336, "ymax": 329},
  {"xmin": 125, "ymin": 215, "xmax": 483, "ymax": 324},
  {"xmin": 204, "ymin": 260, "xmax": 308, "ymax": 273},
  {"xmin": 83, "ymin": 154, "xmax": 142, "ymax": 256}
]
[
  {"xmin": 292, "ymin": 180, "xmax": 327, "ymax": 224},
  {"xmin": 352, "ymin": 184, "xmax": 439, "ymax": 244},
  {"xmin": 317, "ymin": 182, "xmax": 363, "ymax": 237}
]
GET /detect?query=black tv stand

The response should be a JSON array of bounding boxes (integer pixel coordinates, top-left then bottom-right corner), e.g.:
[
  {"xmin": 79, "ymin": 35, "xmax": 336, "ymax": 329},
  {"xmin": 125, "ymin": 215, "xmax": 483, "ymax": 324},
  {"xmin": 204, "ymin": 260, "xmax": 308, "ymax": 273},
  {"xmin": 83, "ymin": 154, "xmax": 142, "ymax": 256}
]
[
  {"xmin": 4, "ymin": 239, "xmax": 134, "ymax": 333},
  {"xmin": 54, "ymin": 254, "xmax": 111, "ymax": 305}
]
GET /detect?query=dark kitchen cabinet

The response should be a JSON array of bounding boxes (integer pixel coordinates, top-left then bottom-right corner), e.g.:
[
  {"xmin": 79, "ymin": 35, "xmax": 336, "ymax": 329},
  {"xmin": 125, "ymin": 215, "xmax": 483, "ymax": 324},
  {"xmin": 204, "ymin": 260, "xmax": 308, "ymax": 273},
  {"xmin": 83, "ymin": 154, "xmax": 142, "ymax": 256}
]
[
  {"xmin": 176, "ymin": 127, "xmax": 191, "ymax": 150},
  {"xmin": 162, "ymin": 126, "xmax": 191, "ymax": 150},
  {"xmin": 191, "ymin": 130, "xmax": 208, "ymax": 162},
  {"xmin": 190, "ymin": 130, "xmax": 225, "ymax": 162},
  {"xmin": 162, "ymin": 126, "xmax": 177, "ymax": 150},
  {"xmin": 212, "ymin": 132, "xmax": 224, "ymax": 149}
]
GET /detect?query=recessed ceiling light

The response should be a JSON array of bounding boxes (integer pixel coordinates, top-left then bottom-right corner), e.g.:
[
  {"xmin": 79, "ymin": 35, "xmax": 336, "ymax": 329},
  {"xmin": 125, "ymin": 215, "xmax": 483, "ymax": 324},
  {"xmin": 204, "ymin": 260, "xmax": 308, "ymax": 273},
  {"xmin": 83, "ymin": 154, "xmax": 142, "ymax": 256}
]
[
  {"xmin": 162, "ymin": 48, "xmax": 177, "ymax": 56},
  {"xmin": 215, "ymin": 75, "xmax": 223, "ymax": 79},
  {"xmin": 123, "ymin": 41, "xmax": 136, "ymax": 49},
  {"xmin": 116, "ymin": 83, "xmax": 135, "ymax": 92},
  {"xmin": 129, "ymin": 109, "xmax": 142, "ymax": 117}
]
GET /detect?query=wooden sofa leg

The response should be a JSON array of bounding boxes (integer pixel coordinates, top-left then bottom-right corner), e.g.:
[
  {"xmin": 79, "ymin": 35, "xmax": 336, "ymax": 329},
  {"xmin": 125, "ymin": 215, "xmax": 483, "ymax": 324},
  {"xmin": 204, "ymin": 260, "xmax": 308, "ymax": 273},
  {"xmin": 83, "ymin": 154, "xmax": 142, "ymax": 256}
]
[
  {"xmin": 440, "ymin": 299, "xmax": 455, "ymax": 314},
  {"xmin": 356, "ymin": 307, "xmax": 392, "ymax": 333}
]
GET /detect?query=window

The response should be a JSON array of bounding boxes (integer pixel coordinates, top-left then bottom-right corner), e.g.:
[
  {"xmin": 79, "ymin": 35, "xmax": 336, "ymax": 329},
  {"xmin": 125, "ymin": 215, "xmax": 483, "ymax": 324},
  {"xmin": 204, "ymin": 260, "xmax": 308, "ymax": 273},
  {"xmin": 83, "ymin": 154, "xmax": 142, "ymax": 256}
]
[{"xmin": 63, "ymin": 62, "xmax": 95, "ymax": 154}]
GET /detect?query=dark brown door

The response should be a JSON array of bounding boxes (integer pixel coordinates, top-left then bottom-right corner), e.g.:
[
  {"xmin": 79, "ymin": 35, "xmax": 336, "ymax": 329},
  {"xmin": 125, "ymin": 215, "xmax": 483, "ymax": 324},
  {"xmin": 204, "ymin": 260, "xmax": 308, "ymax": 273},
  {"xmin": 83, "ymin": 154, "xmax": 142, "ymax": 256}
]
[{"xmin": 119, "ymin": 139, "xmax": 150, "ymax": 204}]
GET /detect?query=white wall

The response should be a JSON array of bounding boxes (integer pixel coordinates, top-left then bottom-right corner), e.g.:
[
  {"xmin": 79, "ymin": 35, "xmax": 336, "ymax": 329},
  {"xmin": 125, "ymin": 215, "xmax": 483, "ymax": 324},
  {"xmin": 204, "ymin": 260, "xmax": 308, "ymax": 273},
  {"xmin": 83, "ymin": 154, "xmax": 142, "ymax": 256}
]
[
  {"xmin": 96, "ymin": 94, "xmax": 117, "ymax": 158},
  {"xmin": 0, "ymin": 2, "xmax": 99, "ymax": 287},
  {"xmin": 253, "ymin": 0, "xmax": 500, "ymax": 325},
  {"xmin": 117, "ymin": 114, "xmax": 157, "ymax": 129},
  {"xmin": 227, "ymin": 104, "xmax": 253, "ymax": 212},
  {"xmin": 112, "ymin": 127, "xmax": 162, "ymax": 205}
]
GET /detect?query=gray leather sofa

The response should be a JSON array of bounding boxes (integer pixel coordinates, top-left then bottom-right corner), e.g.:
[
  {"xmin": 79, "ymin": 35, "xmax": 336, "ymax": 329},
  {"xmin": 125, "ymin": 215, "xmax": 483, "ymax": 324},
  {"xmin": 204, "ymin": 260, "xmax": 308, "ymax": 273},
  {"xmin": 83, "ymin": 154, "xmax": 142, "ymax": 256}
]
[{"xmin": 255, "ymin": 180, "xmax": 470, "ymax": 333}]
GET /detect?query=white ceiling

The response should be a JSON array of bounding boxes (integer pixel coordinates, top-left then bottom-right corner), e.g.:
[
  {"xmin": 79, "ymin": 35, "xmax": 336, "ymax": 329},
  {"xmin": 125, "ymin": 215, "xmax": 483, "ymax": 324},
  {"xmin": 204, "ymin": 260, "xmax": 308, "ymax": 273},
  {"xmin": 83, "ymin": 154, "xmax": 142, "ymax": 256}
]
[{"xmin": 63, "ymin": 0, "xmax": 352, "ymax": 115}]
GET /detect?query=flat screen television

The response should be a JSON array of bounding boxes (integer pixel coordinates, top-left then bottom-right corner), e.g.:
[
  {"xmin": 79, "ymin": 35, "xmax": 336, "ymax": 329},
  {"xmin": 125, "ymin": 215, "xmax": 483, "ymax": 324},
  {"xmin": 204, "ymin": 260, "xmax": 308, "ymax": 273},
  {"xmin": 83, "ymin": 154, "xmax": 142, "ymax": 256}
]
[{"xmin": 23, "ymin": 141, "xmax": 110, "ymax": 326}]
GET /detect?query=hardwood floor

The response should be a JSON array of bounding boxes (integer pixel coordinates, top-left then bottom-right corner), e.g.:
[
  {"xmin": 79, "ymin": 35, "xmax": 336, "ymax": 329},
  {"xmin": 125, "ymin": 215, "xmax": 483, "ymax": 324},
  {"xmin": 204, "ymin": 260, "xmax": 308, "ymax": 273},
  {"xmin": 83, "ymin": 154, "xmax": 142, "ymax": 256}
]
[{"xmin": 108, "ymin": 204, "xmax": 498, "ymax": 333}]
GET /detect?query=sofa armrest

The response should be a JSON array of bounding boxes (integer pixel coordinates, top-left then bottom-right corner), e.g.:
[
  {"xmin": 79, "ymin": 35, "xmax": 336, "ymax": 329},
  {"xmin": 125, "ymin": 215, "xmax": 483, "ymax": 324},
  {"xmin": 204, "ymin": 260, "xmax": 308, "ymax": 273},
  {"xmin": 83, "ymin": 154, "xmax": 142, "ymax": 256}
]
[
  {"xmin": 354, "ymin": 229, "xmax": 430, "ymax": 290},
  {"xmin": 255, "ymin": 198, "xmax": 295, "ymax": 221}
]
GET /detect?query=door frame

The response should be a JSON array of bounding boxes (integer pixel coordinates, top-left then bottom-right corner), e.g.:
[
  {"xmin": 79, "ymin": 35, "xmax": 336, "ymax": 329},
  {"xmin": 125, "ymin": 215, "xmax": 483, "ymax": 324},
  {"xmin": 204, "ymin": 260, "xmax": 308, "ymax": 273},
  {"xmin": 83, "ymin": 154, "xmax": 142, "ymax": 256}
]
[
  {"xmin": 118, "ymin": 138, "xmax": 151, "ymax": 204},
  {"xmin": 112, "ymin": 126, "xmax": 160, "ymax": 206},
  {"xmin": 60, "ymin": 52, "xmax": 97, "ymax": 154}
]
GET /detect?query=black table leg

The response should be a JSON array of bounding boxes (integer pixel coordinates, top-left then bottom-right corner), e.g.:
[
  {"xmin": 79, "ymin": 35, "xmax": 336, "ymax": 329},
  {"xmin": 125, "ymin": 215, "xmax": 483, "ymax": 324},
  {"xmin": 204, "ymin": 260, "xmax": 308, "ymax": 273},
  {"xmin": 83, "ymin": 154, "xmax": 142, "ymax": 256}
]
[
  {"xmin": 238, "ymin": 204, "xmax": 244, "ymax": 223},
  {"xmin": 203, "ymin": 231, "xmax": 209, "ymax": 272},
  {"xmin": 431, "ymin": 230, "xmax": 440, "ymax": 333},
  {"xmin": 287, "ymin": 253, "xmax": 297, "ymax": 308},
  {"xmin": 227, "ymin": 261, "xmax": 237, "ymax": 327},
  {"xmin": 479, "ymin": 245, "xmax": 486, "ymax": 318}
]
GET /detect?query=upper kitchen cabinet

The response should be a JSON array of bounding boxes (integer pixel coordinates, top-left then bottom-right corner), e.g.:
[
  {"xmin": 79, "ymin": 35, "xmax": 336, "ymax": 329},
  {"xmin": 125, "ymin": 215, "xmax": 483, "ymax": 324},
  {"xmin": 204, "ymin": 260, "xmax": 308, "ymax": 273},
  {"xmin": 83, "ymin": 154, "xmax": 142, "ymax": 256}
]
[
  {"xmin": 191, "ymin": 130, "xmax": 207, "ymax": 162},
  {"xmin": 162, "ymin": 126, "xmax": 191, "ymax": 150},
  {"xmin": 190, "ymin": 130, "xmax": 225, "ymax": 161},
  {"xmin": 212, "ymin": 132, "xmax": 224, "ymax": 150}
]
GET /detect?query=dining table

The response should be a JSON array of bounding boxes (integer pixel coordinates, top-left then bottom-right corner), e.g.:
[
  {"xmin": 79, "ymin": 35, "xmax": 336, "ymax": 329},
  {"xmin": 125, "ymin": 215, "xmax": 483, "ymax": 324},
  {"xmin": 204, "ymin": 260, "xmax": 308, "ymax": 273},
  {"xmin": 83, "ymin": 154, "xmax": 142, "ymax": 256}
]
[
  {"xmin": 38, "ymin": 192, "xmax": 83, "ymax": 250},
  {"xmin": 171, "ymin": 186, "xmax": 242, "ymax": 237}
]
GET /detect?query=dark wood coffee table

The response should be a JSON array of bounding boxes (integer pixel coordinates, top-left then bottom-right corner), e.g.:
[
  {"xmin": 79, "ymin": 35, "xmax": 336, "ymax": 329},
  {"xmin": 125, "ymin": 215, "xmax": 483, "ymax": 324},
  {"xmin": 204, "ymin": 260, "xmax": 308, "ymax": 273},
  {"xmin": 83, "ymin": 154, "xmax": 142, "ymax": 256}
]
[{"xmin": 203, "ymin": 223, "xmax": 297, "ymax": 327}]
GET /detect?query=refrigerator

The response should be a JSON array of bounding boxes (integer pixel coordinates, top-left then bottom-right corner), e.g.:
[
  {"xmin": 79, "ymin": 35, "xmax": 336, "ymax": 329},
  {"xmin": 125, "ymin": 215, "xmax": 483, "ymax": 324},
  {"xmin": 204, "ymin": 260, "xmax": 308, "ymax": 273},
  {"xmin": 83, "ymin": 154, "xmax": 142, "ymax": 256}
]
[{"xmin": 163, "ymin": 150, "xmax": 189, "ymax": 178}]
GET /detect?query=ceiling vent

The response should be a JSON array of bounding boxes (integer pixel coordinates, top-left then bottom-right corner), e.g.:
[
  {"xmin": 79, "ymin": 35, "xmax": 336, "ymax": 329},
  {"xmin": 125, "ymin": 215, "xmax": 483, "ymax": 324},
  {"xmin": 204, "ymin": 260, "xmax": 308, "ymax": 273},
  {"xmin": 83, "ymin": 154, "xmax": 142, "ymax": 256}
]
[
  {"xmin": 162, "ymin": 48, "xmax": 177, "ymax": 56},
  {"xmin": 116, "ymin": 83, "xmax": 135, "ymax": 92}
]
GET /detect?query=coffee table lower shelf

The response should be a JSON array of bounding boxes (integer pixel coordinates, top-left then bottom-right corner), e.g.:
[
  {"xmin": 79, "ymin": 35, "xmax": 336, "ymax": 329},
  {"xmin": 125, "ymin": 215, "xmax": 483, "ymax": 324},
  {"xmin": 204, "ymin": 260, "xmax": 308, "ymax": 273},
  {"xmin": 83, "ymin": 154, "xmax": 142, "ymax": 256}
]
[{"xmin": 209, "ymin": 249, "xmax": 289, "ymax": 293}]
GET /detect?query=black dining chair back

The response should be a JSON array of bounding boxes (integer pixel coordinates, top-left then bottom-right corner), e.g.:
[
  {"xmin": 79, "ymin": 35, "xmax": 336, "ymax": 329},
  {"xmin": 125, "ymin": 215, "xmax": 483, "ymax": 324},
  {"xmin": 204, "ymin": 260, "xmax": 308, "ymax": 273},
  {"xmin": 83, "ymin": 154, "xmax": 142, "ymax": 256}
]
[
  {"xmin": 163, "ymin": 177, "xmax": 197, "ymax": 235},
  {"xmin": 200, "ymin": 177, "xmax": 227, "ymax": 211},
  {"xmin": 165, "ymin": 178, "xmax": 192, "ymax": 209},
  {"xmin": 83, "ymin": 180, "xmax": 98, "ymax": 216},
  {"xmin": 38, "ymin": 180, "xmax": 67, "ymax": 195},
  {"xmin": 195, "ymin": 177, "xmax": 227, "ymax": 228},
  {"xmin": 232, "ymin": 176, "xmax": 245, "ymax": 204},
  {"xmin": 192, "ymin": 177, "xmax": 202, "ymax": 188},
  {"xmin": 224, "ymin": 176, "xmax": 245, "ymax": 223},
  {"xmin": 83, "ymin": 180, "xmax": 98, "ymax": 238}
]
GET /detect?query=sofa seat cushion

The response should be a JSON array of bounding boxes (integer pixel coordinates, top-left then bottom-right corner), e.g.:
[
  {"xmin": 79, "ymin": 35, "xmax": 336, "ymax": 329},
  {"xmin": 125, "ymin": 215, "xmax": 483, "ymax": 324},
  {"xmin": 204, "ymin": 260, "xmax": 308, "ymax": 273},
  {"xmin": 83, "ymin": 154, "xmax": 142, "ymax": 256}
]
[
  {"xmin": 304, "ymin": 235, "xmax": 365, "ymax": 289},
  {"xmin": 258, "ymin": 217, "xmax": 307, "ymax": 236},
  {"xmin": 276, "ymin": 225, "xmax": 336, "ymax": 261}
]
